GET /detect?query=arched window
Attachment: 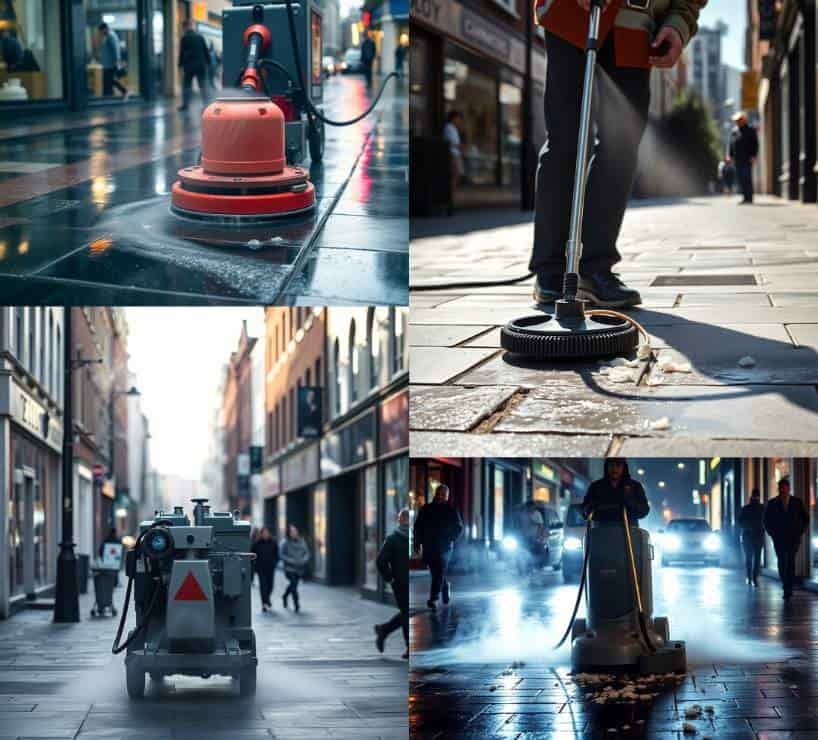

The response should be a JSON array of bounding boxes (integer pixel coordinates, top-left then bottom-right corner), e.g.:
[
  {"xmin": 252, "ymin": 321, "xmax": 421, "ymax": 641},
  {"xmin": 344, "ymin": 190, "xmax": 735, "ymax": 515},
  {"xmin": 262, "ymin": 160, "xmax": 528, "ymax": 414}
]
[
  {"xmin": 349, "ymin": 319, "xmax": 358, "ymax": 404},
  {"xmin": 333, "ymin": 338, "xmax": 341, "ymax": 414},
  {"xmin": 366, "ymin": 307, "xmax": 378, "ymax": 389}
]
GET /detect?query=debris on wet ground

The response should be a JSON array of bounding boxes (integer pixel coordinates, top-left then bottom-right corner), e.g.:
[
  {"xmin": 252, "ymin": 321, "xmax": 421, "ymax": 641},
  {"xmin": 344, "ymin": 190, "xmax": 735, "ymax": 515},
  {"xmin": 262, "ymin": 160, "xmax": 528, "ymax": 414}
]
[
  {"xmin": 738, "ymin": 355, "xmax": 757, "ymax": 367},
  {"xmin": 650, "ymin": 417, "xmax": 672, "ymax": 431},
  {"xmin": 682, "ymin": 722, "xmax": 697, "ymax": 734},
  {"xmin": 656, "ymin": 352, "xmax": 693, "ymax": 373}
]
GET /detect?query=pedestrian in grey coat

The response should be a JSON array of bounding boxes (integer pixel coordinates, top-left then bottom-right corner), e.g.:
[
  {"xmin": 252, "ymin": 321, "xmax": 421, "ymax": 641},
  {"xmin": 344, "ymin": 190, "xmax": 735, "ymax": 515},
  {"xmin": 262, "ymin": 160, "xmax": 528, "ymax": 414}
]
[{"xmin": 280, "ymin": 524, "xmax": 310, "ymax": 612}]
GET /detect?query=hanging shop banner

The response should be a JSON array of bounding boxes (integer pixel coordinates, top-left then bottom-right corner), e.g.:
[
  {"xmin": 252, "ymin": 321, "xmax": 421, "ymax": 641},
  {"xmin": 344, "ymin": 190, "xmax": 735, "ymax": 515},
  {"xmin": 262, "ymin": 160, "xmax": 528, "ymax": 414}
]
[
  {"xmin": 250, "ymin": 445, "xmax": 264, "ymax": 474},
  {"xmin": 298, "ymin": 387, "xmax": 323, "ymax": 439},
  {"xmin": 9, "ymin": 381, "xmax": 62, "ymax": 452}
]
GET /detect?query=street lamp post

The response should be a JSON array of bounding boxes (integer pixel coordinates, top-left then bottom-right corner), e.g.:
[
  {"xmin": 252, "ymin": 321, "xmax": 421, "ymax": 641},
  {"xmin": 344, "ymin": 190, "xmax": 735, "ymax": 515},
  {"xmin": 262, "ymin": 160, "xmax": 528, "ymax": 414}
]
[{"xmin": 54, "ymin": 311, "xmax": 102, "ymax": 623}]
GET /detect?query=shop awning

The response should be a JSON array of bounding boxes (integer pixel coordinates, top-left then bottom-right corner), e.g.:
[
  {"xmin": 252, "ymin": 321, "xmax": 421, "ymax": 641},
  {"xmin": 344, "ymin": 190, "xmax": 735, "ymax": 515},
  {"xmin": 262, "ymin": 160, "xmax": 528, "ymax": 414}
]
[{"xmin": 371, "ymin": 0, "xmax": 408, "ymax": 23}]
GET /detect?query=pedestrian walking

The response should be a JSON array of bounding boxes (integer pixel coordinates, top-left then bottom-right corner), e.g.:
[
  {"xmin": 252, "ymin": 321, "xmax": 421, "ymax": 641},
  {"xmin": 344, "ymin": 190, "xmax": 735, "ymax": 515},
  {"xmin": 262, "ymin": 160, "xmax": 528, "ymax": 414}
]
[
  {"xmin": 361, "ymin": 31, "xmax": 376, "ymax": 90},
  {"xmin": 280, "ymin": 524, "xmax": 310, "ymax": 612},
  {"xmin": 738, "ymin": 489, "xmax": 765, "ymax": 587},
  {"xmin": 581, "ymin": 459, "xmax": 649, "ymax": 523},
  {"xmin": 728, "ymin": 111, "xmax": 759, "ymax": 205},
  {"xmin": 764, "ymin": 478, "xmax": 809, "ymax": 601},
  {"xmin": 375, "ymin": 508, "xmax": 410, "ymax": 660},
  {"xmin": 177, "ymin": 19, "xmax": 212, "ymax": 112},
  {"xmin": 394, "ymin": 41, "xmax": 407, "ymax": 76},
  {"xmin": 413, "ymin": 483, "xmax": 463, "ymax": 610},
  {"xmin": 207, "ymin": 40, "xmax": 221, "ymax": 90},
  {"xmin": 718, "ymin": 156, "xmax": 735, "ymax": 194},
  {"xmin": 252, "ymin": 527, "xmax": 279, "ymax": 612},
  {"xmin": 530, "ymin": 0, "xmax": 705, "ymax": 308},
  {"xmin": 443, "ymin": 111, "xmax": 464, "ymax": 208},
  {"xmin": 98, "ymin": 23, "xmax": 128, "ymax": 100}
]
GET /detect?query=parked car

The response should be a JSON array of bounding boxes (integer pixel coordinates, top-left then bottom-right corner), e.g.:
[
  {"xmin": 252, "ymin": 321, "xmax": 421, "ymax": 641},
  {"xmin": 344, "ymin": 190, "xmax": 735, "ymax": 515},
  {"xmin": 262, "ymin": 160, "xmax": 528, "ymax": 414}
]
[
  {"xmin": 660, "ymin": 518, "xmax": 722, "ymax": 567},
  {"xmin": 341, "ymin": 47, "xmax": 363, "ymax": 74},
  {"xmin": 501, "ymin": 502, "xmax": 564, "ymax": 577},
  {"xmin": 561, "ymin": 503, "xmax": 586, "ymax": 582}
]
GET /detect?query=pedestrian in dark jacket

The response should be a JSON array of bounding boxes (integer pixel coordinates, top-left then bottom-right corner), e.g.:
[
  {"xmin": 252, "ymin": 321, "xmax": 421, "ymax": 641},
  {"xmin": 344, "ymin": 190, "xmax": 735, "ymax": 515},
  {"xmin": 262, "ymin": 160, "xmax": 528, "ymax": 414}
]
[
  {"xmin": 177, "ymin": 20, "xmax": 211, "ymax": 112},
  {"xmin": 252, "ymin": 527, "xmax": 279, "ymax": 611},
  {"xmin": 413, "ymin": 483, "xmax": 464, "ymax": 610},
  {"xmin": 375, "ymin": 508, "xmax": 410, "ymax": 659},
  {"xmin": 98, "ymin": 23, "xmax": 128, "ymax": 99},
  {"xmin": 764, "ymin": 478, "xmax": 809, "ymax": 600},
  {"xmin": 738, "ymin": 489, "xmax": 765, "ymax": 586},
  {"xmin": 361, "ymin": 32, "xmax": 376, "ymax": 90},
  {"xmin": 728, "ymin": 111, "xmax": 759, "ymax": 204},
  {"xmin": 280, "ymin": 524, "xmax": 310, "ymax": 612},
  {"xmin": 582, "ymin": 459, "xmax": 649, "ymax": 524}
]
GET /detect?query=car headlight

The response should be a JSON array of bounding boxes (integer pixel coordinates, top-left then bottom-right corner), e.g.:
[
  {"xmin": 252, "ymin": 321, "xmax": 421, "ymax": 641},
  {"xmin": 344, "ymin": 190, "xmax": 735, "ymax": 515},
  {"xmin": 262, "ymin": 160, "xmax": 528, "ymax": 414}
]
[
  {"xmin": 664, "ymin": 534, "xmax": 681, "ymax": 552},
  {"xmin": 502, "ymin": 536, "xmax": 518, "ymax": 552},
  {"xmin": 704, "ymin": 534, "xmax": 721, "ymax": 552},
  {"xmin": 813, "ymin": 536, "xmax": 818, "ymax": 550},
  {"xmin": 564, "ymin": 536, "xmax": 582, "ymax": 552}
]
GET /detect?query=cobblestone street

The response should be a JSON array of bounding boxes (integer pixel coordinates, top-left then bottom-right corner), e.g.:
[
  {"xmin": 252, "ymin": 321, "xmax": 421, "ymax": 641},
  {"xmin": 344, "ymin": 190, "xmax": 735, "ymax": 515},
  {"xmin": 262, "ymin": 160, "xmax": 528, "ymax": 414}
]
[
  {"xmin": 0, "ymin": 579, "xmax": 407, "ymax": 739},
  {"xmin": 410, "ymin": 196, "xmax": 818, "ymax": 457}
]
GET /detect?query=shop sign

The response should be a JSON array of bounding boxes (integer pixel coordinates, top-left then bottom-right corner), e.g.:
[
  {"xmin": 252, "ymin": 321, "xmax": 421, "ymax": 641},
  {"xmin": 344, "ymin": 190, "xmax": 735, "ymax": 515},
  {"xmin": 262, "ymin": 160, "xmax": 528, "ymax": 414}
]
[
  {"xmin": 192, "ymin": 1, "xmax": 208, "ymax": 22},
  {"xmin": 410, "ymin": 0, "xmax": 455, "ymax": 33},
  {"xmin": 282, "ymin": 442, "xmax": 320, "ymax": 491},
  {"xmin": 533, "ymin": 461, "xmax": 556, "ymax": 481},
  {"xmin": 321, "ymin": 409, "xmax": 376, "ymax": 477},
  {"xmin": 379, "ymin": 389, "xmax": 408, "ymax": 455},
  {"xmin": 10, "ymin": 382, "xmax": 62, "ymax": 451},
  {"xmin": 262, "ymin": 465, "xmax": 281, "ymax": 497},
  {"xmin": 460, "ymin": 7, "xmax": 511, "ymax": 62},
  {"xmin": 298, "ymin": 387, "xmax": 323, "ymax": 439}
]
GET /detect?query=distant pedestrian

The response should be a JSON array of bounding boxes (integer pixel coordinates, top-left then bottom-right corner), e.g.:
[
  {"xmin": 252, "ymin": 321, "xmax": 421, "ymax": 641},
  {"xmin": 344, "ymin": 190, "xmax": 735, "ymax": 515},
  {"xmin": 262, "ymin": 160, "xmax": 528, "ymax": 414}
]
[
  {"xmin": 413, "ymin": 483, "xmax": 464, "ymax": 610},
  {"xmin": 443, "ymin": 110, "xmax": 464, "ymax": 206},
  {"xmin": 252, "ymin": 527, "xmax": 279, "ymax": 612},
  {"xmin": 728, "ymin": 111, "xmax": 759, "ymax": 205},
  {"xmin": 280, "ymin": 524, "xmax": 310, "ymax": 612},
  {"xmin": 177, "ymin": 19, "xmax": 211, "ymax": 112},
  {"xmin": 394, "ymin": 42, "xmax": 407, "ymax": 76},
  {"xmin": 718, "ymin": 156, "xmax": 735, "ymax": 194},
  {"xmin": 361, "ymin": 31, "xmax": 376, "ymax": 90},
  {"xmin": 207, "ymin": 40, "xmax": 221, "ymax": 90},
  {"xmin": 0, "ymin": 29, "xmax": 23, "ymax": 70},
  {"xmin": 375, "ymin": 508, "xmax": 410, "ymax": 660},
  {"xmin": 98, "ymin": 23, "xmax": 128, "ymax": 100},
  {"xmin": 738, "ymin": 488, "xmax": 765, "ymax": 586},
  {"xmin": 764, "ymin": 478, "xmax": 809, "ymax": 601}
]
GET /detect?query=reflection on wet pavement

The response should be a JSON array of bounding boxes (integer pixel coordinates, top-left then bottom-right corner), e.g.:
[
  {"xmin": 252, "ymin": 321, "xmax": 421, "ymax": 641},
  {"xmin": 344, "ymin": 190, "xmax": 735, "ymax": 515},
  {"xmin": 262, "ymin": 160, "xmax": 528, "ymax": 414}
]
[
  {"xmin": 410, "ymin": 560, "xmax": 817, "ymax": 738},
  {"xmin": 0, "ymin": 76, "xmax": 407, "ymax": 305}
]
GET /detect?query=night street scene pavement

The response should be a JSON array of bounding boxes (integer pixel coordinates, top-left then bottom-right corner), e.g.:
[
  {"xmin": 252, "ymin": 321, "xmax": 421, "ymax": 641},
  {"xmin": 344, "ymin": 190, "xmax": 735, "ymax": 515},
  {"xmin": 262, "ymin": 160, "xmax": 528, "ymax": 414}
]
[
  {"xmin": 409, "ymin": 457, "xmax": 818, "ymax": 739},
  {"xmin": 0, "ymin": 306, "xmax": 410, "ymax": 738},
  {"xmin": 0, "ymin": 74, "xmax": 408, "ymax": 306},
  {"xmin": 409, "ymin": 197, "xmax": 818, "ymax": 458}
]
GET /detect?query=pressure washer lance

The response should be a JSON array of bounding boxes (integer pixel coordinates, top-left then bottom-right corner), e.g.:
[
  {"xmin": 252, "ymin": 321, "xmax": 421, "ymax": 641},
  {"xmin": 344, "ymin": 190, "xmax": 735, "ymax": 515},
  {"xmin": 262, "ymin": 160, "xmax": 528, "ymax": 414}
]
[{"xmin": 622, "ymin": 506, "xmax": 656, "ymax": 654}]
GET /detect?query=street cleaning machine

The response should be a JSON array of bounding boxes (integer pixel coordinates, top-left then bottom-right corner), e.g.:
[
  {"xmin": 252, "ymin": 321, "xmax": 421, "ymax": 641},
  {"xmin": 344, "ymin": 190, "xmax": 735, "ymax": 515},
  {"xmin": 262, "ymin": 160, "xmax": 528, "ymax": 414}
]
[
  {"xmin": 171, "ymin": 0, "xmax": 398, "ymax": 223},
  {"xmin": 500, "ymin": 0, "xmax": 643, "ymax": 360},
  {"xmin": 112, "ymin": 499, "xmax": 257, "ymax": 698},
  {"xmin": 556, "ymin": 506, "xmax": 686, "ymax": 675}
]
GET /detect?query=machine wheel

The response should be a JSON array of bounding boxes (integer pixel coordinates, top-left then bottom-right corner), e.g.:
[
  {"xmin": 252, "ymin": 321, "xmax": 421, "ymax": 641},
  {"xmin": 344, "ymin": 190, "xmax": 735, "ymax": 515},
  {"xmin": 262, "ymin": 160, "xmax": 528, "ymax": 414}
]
[
  {"xmin": 571, "ymin": 618, "xmax": 587, "ymax": 642},
  {"xmin": 653, "ymin": 616, "xmax": 670, "ymax": 644},
  {"xmin": 126, "ymin": 664, "xmax": 145, "ymax": 699},
  {"xmin": 239, "ymin": 665, "xmax": 257, "ymax": 697},
  {"xmin": 308, "ymin": 116, "xmax": 325, "ymax": 163}
]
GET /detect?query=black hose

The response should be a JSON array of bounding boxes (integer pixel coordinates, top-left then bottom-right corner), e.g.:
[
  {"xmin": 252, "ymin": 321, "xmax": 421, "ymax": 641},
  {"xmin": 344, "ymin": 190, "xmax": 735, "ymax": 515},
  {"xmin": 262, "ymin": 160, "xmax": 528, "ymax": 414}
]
[
  {"xmin": 554, "ymin": 514, "xmax": 593, "ymax": 650},
  {"xmin": 412, "ymin": 272, "xmax": 535, "ymax": 291},
  {"xmin": 282, "ymin": 0, "xmax": 400, "ymax": 127}
]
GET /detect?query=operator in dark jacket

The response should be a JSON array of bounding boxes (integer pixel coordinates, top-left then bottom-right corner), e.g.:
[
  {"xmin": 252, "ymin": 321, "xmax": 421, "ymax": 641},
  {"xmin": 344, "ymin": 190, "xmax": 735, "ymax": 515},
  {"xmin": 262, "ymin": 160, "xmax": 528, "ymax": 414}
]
[
  {"xmin": 177, "ymin": 19, "xmax": 211, "ymax": 111},
  {"xmin": 413, "ymin": 483, "xmax": 464, "ymax": 610},
  {"xmin": 251, "ymin": 527, "xmax": 279, "ymax": 611},
  {"xmin": 764, "ymin": 478, "xmax": 809, "ymax": 600},
  {"xmin": 728, "ymin": 111, "xmax": 759, "ymax": 204},
  {"xmin": 582, "ymin": 459, "xmax": 649, "ymax": 524},
  {"xmin": 374, "ymin": 508, "xmax": 410, "ymax": 659},
  {"xmin": 738, "ymin": 489, "xmax": 765, "ymax": 587}
]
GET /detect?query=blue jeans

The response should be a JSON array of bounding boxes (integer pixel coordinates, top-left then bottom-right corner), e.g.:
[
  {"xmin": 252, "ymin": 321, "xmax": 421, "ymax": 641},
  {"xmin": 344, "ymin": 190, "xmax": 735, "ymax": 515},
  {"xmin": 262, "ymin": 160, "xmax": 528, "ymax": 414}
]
[{"xmin": 736, "ymin": 161, "xmax": 753, "ymax": 202}]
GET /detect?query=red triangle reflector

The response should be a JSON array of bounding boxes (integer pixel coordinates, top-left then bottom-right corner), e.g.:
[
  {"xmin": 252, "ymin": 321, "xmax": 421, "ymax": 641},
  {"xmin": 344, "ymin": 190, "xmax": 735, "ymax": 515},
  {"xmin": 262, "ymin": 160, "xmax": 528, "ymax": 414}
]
[{"xmin": 174, "ymin": 571, "xmax": 208, "ymax": 601}]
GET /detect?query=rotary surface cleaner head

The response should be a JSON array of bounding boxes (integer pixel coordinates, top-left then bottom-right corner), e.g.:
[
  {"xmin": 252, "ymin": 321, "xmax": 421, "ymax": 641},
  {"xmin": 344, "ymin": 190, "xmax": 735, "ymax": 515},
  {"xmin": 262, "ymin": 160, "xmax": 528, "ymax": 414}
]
[
  {"xmin": 501, "ymin": 0, "xmax": 638, "ymax": 361},
  {"xmin": 171, "ymin": 92, "xmax": 316, "ymax": 224}
]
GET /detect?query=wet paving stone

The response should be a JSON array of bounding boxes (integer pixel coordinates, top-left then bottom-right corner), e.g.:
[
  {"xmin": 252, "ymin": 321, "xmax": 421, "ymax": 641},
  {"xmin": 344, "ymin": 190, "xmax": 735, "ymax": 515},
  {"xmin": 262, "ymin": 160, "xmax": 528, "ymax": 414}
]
[
  {"xmin": 409, "ymin": 431, "xmax": 613, "ymax": 458},
  {"xmin": 410, "ymin": 347, "xmax": 500, "ymax": 384},
  {"xmin": 410, "ymin": 385, "xmax": 519, "ymax": 431}
]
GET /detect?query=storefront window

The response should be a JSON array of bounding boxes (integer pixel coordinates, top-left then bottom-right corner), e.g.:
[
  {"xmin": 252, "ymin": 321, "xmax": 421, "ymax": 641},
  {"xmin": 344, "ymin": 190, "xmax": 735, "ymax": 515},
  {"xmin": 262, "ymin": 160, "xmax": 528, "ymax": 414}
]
[
  {"xmin": 811, "ymin": 464, "xmax": 818, "ymax": 582},
  {"xmin": 0, "ymin": 1, "xmax": 64, "ymax": 102},
  {"xmin": 499, "ymin": 79, "xmax": 522, "ymax": 187},
  {"xmin": 364, "ymin": 466, "xmax": 379, "ymax": 589},
  {"xmin": 443, "ymin": 56, "xmax": 498, "ymax": 186},
  {"xmin": 384, "ymin": 455, "xmax": 409, "ymax": 529},
  {"xmin": 9, "ymin": 474, "xmax": 23, "ymax": 596},
  {"xmin": 277, "ymin": 494, "xmax": 287, "ymax": 543},
  {"xmin": 85, "ymin": 1, "xmax": 141, "ymax": 99},
  {"xmin": 312, "ymin": 485, "xmax": 326, "ymax": 580},
  {"xmin": 493, "ymin": 468, "xmax": 504, "ymax": 542}
]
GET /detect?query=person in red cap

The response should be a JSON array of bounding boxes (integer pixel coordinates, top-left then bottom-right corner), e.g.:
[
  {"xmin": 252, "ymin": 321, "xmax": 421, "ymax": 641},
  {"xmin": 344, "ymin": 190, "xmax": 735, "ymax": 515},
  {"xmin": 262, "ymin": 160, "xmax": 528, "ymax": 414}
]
[{"xmin": 530, "ymin": 0, "xmax": 706, "ymax": 309}]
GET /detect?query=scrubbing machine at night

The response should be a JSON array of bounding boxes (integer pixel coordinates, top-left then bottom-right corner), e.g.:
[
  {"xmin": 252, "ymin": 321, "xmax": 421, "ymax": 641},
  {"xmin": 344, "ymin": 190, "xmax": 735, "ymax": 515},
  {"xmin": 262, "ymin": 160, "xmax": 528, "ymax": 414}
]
[
  {"xmin": 170, "ymin": 0, "xmax": 327, "ymax": 222},
  {"xmin": 559, "ymin": 506, "xmax": 686, "ymax": 675},
  {"xmin": 112, "ymin": 499, "xmax": 258, "ymax": 698}
]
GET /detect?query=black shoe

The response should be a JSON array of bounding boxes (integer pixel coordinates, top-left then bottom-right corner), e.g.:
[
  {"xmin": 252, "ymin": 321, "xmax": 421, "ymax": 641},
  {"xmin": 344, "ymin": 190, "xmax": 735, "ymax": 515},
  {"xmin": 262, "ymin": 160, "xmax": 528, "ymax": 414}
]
[
  {"xmin": 746, "ymin": 578, "xmax": 752, "ymax": 585},
  {"xmin": 294, "ymin": 601, "xmax": 300, "ymax": 613},
  {"xmin": 738, "ymin": 199, "xmax": 752, "ymax": 205},
  {"xmin": 577, "ymin": 272, "xmax": 642, "ymax": 308},
  {"xmin": 374, "ymin": 625, "xmax": 385, "ymax": 654},
  {"xmin": 282, "ymin": 594, "xmax": 288, "ymax": 609},
  {"xmin": 753, "ymin": 579, "xmax": 759, "ymax": 587},
  {"xmin": 427, "ymin": 599, "xmax": 437, "ymax": 610},
  {"xmin": 783, "ymin": 591, "xmax": 792, "ymax": 601},
  {"xmin": 533, "ymin": 272, "xmax": 563, "ymax": 305},
  {"xmin": 402, "ymin": 650, "xmax": 409, "ymax": 660},
  {"xmin": 442, "ymin": 582, "xmax": 451, "ymax": 605},
  {"xmin": 177, "ymin": 105, "xmax": 188, "ymax": 112}
]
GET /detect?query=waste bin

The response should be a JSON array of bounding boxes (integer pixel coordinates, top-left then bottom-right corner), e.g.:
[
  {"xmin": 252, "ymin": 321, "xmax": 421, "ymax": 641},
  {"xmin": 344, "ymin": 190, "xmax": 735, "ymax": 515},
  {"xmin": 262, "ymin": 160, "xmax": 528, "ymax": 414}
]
[
  {"xmin": 77, "ymin": 553, "xmax": 90, "ymax": 595},
  {"xmin": 90, "ymin": 567, "xmax": 118, "ymax": 617}
]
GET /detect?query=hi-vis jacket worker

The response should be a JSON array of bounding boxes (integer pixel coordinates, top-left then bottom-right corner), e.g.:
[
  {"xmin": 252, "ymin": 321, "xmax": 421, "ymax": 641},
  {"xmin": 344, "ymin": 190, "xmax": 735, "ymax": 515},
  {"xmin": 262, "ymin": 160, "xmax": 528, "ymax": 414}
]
[{"xmin": 529, "ymin": 0, "xmax": 707, "ymax": 310}]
